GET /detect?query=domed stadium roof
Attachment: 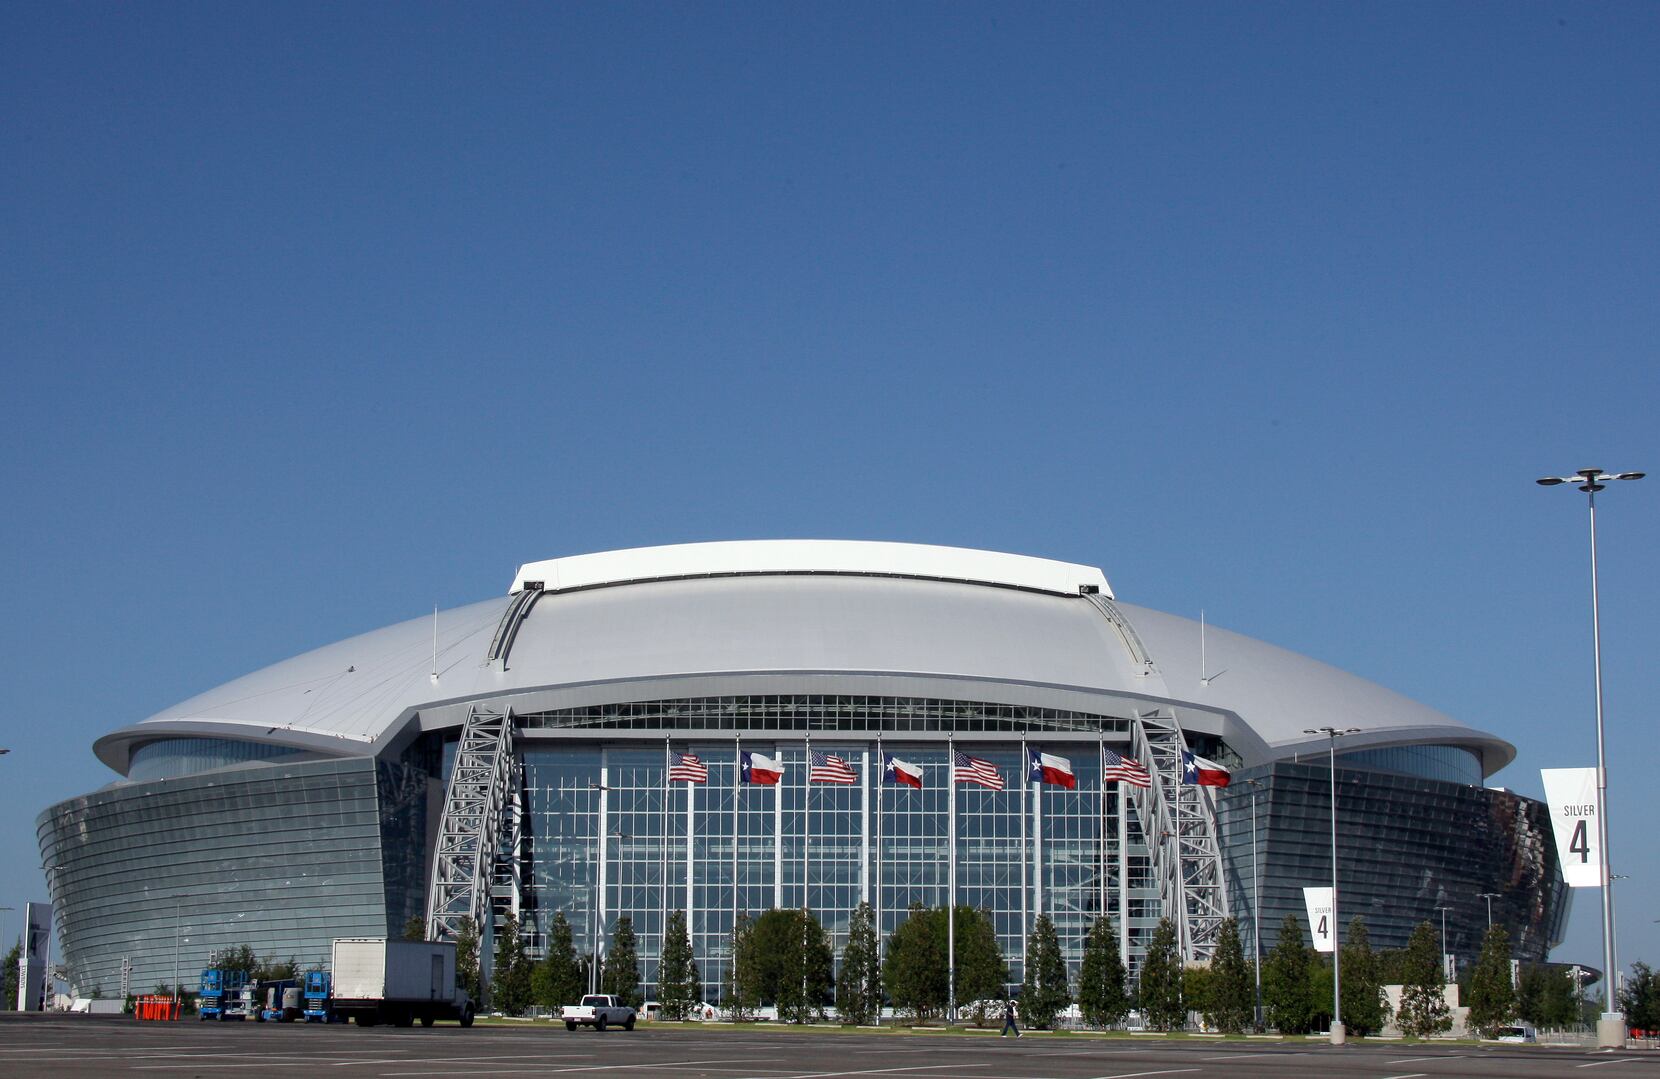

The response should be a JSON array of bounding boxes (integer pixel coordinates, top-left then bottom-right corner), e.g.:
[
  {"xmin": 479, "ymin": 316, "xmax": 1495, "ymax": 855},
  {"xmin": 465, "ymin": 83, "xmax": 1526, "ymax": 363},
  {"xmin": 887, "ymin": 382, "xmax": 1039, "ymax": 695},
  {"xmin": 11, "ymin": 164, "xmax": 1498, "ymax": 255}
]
[{"xmin": 93, "ymin": 540, "xmax": 1513, "ymax": 776}]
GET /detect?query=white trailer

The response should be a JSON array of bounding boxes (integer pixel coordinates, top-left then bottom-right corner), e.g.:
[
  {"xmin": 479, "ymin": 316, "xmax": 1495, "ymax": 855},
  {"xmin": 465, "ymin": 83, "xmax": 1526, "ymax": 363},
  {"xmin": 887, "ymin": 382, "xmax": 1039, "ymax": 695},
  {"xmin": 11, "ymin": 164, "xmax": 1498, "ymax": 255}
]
[{"xmin": 330, "ymin": 938, "xmax": 476, "ymax": 1028}]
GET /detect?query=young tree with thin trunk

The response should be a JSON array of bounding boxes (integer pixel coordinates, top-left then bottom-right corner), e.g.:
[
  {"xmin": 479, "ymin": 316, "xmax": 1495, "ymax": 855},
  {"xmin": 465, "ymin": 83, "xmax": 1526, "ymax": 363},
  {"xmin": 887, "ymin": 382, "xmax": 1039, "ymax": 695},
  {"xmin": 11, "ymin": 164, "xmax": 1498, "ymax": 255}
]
[
  {"xmin": 454, "ymin": 918, "xmax": 481, "ymax": 1005},
  {"xmin": 1396, "ymin": 921, "xmax": 1452, "ymax": 1038},
  {"xmin": 602, "ymin": 916, "xmax": 642, "ymax": 1008},
  {"xmin": 492, "ymin": 913, "xmax": 532, "ymax": 1015},
  {"xmin": 658, "ymin": 910, "xmax": 700, "ymax": 1020},
  {"xmin": 1263, "ymin": 914, "xmax": 1316, "ymax": 1034},
  {"xmin": 1205, "ymin": 918, "xmax": 1253, "ymax": 1034},
  {"xmin": 1466, "ymin": 923, "xmax": 1516, "ymax": 1038},
  {"xmin": 1340, "ymin": 917, "xmax": 1388, "ymax": 1036},
  {"xmin": 532, "ymin": 912, "xmax": 584, "ymax": 1011},
  {"xmin": 725, "ymin": 914, "xmax": 757, "ymax": 1021},
  {"xmin": 953, "ymin": 906, "xmax": 1008, "ymax": 1025},
  {"xmin": 1021, "ymin": 913, "xmax": 1070, "ymax": 1030},
  {"xmin": 884, "ymin": 903, "xmax": 946, "ymax": 1020},
  {"xmin": 836, "ymin": 901, "xmax": 882, "ymax": 1025},
  {"xmin": 1077, "ymin": 916, "xmax": 1129, "ymax": 1029},
  {"xmin": 1138, "ymin": 917, "xmax": 1185, "ymax": 1032}
]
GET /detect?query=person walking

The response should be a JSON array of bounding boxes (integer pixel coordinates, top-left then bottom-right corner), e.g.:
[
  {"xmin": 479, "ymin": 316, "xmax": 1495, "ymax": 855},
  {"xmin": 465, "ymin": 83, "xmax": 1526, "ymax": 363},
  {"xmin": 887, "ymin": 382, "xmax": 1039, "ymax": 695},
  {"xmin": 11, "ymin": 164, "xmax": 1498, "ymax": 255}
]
[{"xmin": 1000, "ymin": 995, "xmax": 1022, "ymax": 1038}]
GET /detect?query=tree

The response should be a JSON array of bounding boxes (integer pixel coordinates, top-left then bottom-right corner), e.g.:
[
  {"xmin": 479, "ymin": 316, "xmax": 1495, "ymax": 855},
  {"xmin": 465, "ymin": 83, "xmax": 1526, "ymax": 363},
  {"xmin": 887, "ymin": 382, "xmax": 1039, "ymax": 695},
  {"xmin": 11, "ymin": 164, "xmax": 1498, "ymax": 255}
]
[
  {"xmin": 1077, "ymin": 916, "xmax": 1130, "ymax": 1029},
  {"xmin": 773, "ymin": 909, "xmax": 833, "ymax": 1023},
  {"xmin": 217, "ymin": 944, "xmax": 259, "ymax": 978},
  {"xmin": 884, "ymin": 903, "xmax": 946, "ymax": 1019},
  {"xmin": 954, "ymin": 906, "xmax": 1008, "ymax": 1024},
  {"xmin": 254, "ymin": 955, "xmax": 298, "ymax": 982},
  {"xmin": 1263, "ymin": 914, "xmax": 1316, "ymax": 1034},
  {"xmin": 2, "ymin": 941, "xmax": 20, "ymax": 1011},
  {"xmin": 1517, "ymin": 964, "xmax": 1578, "ymax": 1028},
  {"xmin": 1021, "ymin": 913, "xmax": 1070, "ymax": 1030},
  {"xmin": 1466, "ymin": 924, "xmax": 1517, "ymax": 1038},
  {"xmin": 402, "ymin": 915, "xmax": 426, "ymax": 941},
  {"xmin": 1396, "ymin": 921, "xmax": 1452, "ymax": 1038},
  {"xmin": 837, "ymin": 902, "xmax": 883, "ymax": 1026},
  {"xmin": 725, "ymin": 913, "xmax": 758, "ymax": 1021},
  {"xmin": 492, "ymin": 913, "xmax": 533, "ymax": 1015},
  {"xmin": 455, "ymin": 917, "xmax": 482, "ymax": 1004},
  {"xmin": 532, "ymin": 912, "xmax": 585, "ymax": 1012},
  {"xmin": 1620, "ymin": 963, "xmax": 1660, "ymax": 1033},
  {"xmin": 1205, "ymin": 918, "xmax": 1253, "ymax": 1034},
  {"xmin": 1138, "ymin": 917, "xmax": 1185, "ymax": 1031},
  {"xmin": 658, "ymin": 910, "xmax": 701, "ymax": 1020},
  {"xmin": 1340, "ymin": 917, "xmax": 1388, "ymax": 1036},
  {"xmin": 603, "ymin": 916, "xmax": 642, "ymax": 1008}
]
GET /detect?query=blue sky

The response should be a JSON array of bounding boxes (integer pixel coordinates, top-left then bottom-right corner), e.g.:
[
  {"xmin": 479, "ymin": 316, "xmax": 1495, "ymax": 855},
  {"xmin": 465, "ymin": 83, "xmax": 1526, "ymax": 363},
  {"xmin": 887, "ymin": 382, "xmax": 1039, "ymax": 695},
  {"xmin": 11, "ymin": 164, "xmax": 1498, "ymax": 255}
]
[{"xmin": 4, "ymin": 2, "xmax": 1657, "ymax": 982}]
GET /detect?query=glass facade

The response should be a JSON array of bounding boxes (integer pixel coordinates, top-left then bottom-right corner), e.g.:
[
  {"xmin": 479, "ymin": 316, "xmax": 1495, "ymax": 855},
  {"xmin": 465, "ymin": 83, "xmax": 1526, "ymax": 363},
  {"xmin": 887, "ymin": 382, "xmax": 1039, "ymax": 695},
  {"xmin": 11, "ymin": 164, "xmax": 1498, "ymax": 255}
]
[
  {"xmin": 38, "ymin": 693, "xmax": 1567, "ymax": 1003},
  {"xmin": 36, "ymin": 757, "xmax": 431, "ymax": 996},
  {"xmin": 518, "ymin": 734, "xmax": 1160, "ymax": 1001},
  {"xmin": 1218, "ymin": 761, "xmax": 1567, "ymax": 967},
  {"xmin": 127, "ymin": 736, "xmax": 310, "ymax": 782}
]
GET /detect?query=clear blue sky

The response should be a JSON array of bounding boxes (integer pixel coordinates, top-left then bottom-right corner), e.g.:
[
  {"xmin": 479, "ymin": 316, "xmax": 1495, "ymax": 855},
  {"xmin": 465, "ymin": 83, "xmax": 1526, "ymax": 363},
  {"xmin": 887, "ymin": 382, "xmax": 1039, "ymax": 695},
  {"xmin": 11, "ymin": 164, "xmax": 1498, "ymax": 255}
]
[{"xmin": 4, "ymin": 2, "xmax": 1657, "ymax": 982}]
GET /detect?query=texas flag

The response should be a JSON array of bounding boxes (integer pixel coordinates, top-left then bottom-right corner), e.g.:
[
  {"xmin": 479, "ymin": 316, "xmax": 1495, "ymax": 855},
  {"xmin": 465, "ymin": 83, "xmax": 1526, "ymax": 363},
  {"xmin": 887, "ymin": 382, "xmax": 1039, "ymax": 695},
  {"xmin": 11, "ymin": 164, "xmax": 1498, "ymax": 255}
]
[
  {"xmin": 884, "ymin": 753, "xmax": 923, "ymax": 789},
  {"xmin": 1183, "ymin": 751, "xmax": 1231, "ymax": 787},
  {"xmin": 741, "ymin": 750, "xmax": 783, "ymax": 785},
  {"xmin": 1027, "ymin": 749, "xmax": 1077, "ymax": 789}
]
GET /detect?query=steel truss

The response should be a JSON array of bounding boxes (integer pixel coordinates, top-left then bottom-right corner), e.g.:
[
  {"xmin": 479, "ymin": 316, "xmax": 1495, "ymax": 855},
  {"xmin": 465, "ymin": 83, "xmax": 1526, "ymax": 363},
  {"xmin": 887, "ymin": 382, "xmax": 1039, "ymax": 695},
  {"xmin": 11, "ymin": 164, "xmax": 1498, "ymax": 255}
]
[
  {"xmin": 427, "ymin": 705, "xmax": 517, "ymax": 943},
  {"xmin": 1126, "ymin": 709, "xmax": 1230, "ymax": 961},
  {"xmin": 1081, "ymin": 592, "xmax": 1229, "ymax": 962}
]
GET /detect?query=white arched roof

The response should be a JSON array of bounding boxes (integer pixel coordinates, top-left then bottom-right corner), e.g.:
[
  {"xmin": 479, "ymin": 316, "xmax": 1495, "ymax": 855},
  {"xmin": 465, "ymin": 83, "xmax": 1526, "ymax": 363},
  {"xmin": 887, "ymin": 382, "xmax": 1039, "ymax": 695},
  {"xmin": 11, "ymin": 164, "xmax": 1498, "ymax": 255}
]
[{"xmin": 93, "ymin": 540, "xmax": 1513, "ymax": 776}]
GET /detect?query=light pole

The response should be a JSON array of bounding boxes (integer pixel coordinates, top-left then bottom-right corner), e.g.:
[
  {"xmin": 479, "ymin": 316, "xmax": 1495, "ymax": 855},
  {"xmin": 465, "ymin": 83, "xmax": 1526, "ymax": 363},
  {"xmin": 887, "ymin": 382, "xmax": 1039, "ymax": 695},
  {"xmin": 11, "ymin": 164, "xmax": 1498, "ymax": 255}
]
[
  {"xmin": 173, "ymin": 899, "xmax": 182, "ymax": 1006},
  {"xmin": 1303, "ymin": 726, "xmax": 1360, "ymax": 1044},
  {"xmin": 1477, "ymin": 892, "xmax": 1499, "ymax": 929},
  {"xmin": 1537, "ymin": 466, "xmax": 1643, "ymax": 1049},
  {"xmin": 1244, "ymin": 777, "xmax": 1265, "ymax": 1030}
]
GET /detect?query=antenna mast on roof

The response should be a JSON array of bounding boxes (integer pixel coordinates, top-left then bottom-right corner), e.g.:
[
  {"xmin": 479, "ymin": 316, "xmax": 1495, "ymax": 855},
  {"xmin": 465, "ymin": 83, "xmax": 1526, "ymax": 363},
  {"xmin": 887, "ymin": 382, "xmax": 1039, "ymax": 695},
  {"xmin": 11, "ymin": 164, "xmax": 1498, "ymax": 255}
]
[{"xmin": 430, "ymin": 605, "xmax": 439, "ymax": 684}]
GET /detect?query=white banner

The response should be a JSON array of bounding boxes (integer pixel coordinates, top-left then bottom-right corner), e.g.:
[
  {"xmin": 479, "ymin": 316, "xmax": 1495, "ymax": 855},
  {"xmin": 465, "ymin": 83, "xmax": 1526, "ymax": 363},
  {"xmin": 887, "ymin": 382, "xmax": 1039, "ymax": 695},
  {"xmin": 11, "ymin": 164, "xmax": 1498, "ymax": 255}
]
[
  {"xmin": 1303, "ymin": 886, "xmax": 1334, "ymax": 953},
  {"xmin": 18, "ymin": 901, "xmax": 50, "ymax": 1011},
  {"xmin": 1541, "ymin": 767, "xmax": 1604, "ymax": 888}
]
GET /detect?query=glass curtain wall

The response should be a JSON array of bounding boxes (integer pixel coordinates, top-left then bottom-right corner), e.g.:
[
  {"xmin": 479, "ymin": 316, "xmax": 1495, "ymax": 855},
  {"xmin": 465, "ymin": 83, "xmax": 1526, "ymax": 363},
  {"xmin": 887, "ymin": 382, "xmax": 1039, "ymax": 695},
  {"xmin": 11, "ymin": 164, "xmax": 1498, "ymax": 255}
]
[{"xmin": 522, "ymin": 731, "xmax": 1152, "ymax": 1003}]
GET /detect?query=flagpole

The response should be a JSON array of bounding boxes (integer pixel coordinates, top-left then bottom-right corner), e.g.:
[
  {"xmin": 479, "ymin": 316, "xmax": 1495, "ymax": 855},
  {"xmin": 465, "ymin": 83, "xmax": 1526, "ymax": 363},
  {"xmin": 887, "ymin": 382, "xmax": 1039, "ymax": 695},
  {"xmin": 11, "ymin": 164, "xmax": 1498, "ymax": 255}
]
[
  {"xmin": 1033, "ymin": 752, "xmax": 1044, "ymax": 922},
  {"xmin": 803, "ymin": 733, "xmax": 811, "ymax": 914},
  {"xmin": 1020, "ymin": 734, "xmax": 1029, "ymax": 974},
  {"xmin": 1098, "ymin": 732, "xmax": 1107, "ymax": 924},
  {"xmin": 773, "ymin": 745, "xmax": 784, "ymax": 910},
  {"xmin": 732, "ymin": 732, "xmax": 740, "ymax": 967},
  {"xmin": 663, "ymin": 736, "xmax": 671, "ymax": 976},
  {"xmin": 875, "ymin": 733, "xmax": 884, "ymax": 965},
  {"xmin": 1118, "ymin": 778, "xmax": 1130, "ymax": 968},
  {"xmin": 947, "ymin": 736, "xmax": 957, "ymax": 1024}
]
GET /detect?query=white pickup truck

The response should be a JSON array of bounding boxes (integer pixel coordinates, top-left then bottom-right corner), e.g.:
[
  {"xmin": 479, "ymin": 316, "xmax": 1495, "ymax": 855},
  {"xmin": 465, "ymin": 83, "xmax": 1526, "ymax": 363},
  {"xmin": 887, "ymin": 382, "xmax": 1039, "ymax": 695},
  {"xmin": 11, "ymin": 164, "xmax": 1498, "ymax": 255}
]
[{"xmin": 561, "ymin": 994, "xmax": 637, "ymax": 1031}]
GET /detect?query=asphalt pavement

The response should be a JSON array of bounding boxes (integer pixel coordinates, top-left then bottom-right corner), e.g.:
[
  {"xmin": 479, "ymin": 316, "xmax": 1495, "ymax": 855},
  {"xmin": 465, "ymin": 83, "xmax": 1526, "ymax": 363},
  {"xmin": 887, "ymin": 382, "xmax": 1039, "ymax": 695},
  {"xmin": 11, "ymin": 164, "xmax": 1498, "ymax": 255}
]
[{"xmin": 2, "ymin": 1012, "xmax": 1656, "ymax": 1079}]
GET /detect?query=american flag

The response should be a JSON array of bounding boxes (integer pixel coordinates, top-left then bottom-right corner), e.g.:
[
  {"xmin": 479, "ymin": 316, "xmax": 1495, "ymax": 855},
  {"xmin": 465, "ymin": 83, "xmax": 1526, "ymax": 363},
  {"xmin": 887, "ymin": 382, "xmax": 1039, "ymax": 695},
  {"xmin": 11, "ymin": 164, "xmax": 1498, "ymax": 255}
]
[
  {"xmin": 668, "ymin": 752, "xmax": 708, "ymax": 784},
  {"xmin": 1102, "ymin": 748, "xmax": 1151, "ymax": 788},
  {"xmin": 809, "ymin": 750, "xmax": 857, "ymax": 785},
  {"xmin": 953, "ymin": 752, "xmax": 1004, "ymax": 791}
]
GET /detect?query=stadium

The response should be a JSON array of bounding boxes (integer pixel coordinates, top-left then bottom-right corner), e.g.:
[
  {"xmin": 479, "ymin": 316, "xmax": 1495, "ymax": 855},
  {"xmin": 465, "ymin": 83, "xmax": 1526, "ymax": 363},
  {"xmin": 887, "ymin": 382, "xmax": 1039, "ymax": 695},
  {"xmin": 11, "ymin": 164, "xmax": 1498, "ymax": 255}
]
[{"xmin": 37, "ymin": 540, "xmax": 1567, "ymax": 1002}]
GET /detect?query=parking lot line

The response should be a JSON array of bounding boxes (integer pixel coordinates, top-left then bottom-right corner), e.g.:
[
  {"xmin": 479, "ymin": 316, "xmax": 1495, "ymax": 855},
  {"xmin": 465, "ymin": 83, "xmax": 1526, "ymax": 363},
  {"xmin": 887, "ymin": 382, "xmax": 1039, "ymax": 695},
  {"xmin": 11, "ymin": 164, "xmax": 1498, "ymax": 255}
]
[{"xmin": 1084, "ymin": 1070, "xmax": 1203, "ymax": 1079}]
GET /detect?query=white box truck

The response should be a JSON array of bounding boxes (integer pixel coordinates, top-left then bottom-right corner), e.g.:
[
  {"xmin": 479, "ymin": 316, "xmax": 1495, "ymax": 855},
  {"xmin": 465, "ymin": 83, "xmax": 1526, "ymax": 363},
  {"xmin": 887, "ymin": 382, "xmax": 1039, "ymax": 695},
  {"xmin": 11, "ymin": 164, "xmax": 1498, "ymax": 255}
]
[{"xmin": 330, "ymin": 938, "xmax": 476, "ymax": 1028}]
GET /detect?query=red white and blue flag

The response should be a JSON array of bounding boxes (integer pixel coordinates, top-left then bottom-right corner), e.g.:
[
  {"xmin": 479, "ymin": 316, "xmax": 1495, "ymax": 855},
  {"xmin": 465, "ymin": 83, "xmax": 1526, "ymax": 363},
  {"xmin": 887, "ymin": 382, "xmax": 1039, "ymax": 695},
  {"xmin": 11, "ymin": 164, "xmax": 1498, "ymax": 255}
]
[
  {"xmin": 1101, "ymin": 748, "xmax": 1151, "ymax": 788},
  {"xmin": 884, "ymin": 753, "xmax": 923, "ymax": 789},
  {"xmin": 1183, "ymin": 751, "xmax": 1231, "ymax": 788},
  {"xmin": 668, "ymin": 752, "xmax": 708, "ymax": 784},
  {"xmin": 1028, "ymin": 749, "xmax": 1077, "ymax": 789},
  {"xmin": 954, "ymin": 752, "xmax": 1005, "ymax": 791},
  {"xmin": 741, "ymin": 750, "xmax": 783, "ymax": 785},
  {"xmin": 810, "ymin": 750, "xmax": 857, "ymax": 785}
]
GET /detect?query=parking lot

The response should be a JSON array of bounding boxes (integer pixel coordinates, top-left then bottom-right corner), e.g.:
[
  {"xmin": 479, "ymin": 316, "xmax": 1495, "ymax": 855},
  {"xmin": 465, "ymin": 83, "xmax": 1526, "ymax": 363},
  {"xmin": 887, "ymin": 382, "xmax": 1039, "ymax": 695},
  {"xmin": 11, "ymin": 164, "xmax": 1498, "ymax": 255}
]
[{"xmin": 2, "ymin": 1013, "xmax": 1657, "ymax": 1079}]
